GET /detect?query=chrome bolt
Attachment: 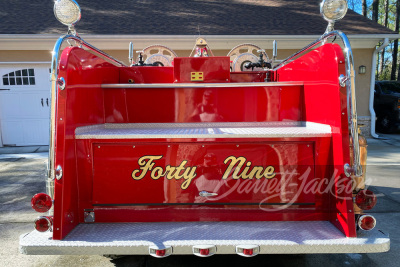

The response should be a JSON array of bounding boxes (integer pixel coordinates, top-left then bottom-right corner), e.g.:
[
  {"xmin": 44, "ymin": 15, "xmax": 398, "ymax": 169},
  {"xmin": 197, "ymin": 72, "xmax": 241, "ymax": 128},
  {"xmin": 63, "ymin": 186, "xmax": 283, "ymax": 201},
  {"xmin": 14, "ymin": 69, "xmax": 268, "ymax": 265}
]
[
  {"xmin": 55, "ymin": 165, "xmax": 63, "ymax": 180},
  {"xmin": 57, "ymin": 77, "xmax": 66, "ymax": 90}
]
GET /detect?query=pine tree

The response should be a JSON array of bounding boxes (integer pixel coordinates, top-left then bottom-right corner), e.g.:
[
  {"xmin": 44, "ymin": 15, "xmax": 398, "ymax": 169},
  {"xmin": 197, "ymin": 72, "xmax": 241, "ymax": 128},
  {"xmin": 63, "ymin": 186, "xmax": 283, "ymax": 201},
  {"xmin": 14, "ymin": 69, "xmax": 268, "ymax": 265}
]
[{"xmin": 391, "ymin": 0, "xmax": 400, "ymax": 80}]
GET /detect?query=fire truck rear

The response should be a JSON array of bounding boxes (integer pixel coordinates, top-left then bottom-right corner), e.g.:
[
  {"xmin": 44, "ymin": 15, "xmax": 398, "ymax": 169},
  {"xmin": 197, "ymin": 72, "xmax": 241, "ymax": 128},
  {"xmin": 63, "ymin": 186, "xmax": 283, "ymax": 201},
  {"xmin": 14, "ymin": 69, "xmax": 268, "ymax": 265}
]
[{"xmin": 20, "ymin": 0, "xmax": 389, "ymax": 257}]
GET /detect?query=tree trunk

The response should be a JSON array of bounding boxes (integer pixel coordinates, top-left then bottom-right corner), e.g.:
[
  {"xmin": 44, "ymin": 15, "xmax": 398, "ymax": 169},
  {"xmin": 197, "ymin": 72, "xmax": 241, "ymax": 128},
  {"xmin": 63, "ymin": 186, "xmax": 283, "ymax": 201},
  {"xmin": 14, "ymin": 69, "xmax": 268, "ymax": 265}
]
[
  {"xmin": 392, "ymin": 0, "xmax": 400, "ymax": 80},
  {"xmin": 372, "ymin": 0, "xmax": 379, "ymax": 22},
  {"xmin": 380, "ymin": 0, "xmax": 390, "ymax": 78},
  {"xmin": 362, "ymin": 0, "xmax": 367, "ymax": 17}
]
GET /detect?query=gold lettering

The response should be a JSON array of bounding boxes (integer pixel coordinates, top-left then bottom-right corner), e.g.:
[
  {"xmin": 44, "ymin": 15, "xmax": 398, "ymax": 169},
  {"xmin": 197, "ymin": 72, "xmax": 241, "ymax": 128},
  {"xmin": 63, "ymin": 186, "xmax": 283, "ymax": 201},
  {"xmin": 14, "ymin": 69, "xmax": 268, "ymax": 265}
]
[
  {"xmin": 132, "ymin": 155, "xmax": 162, "ymax": 180},
  {"xmin": 165, "ymin": 165, "xmax": 178, "ymax": 180},
  {"xmin": 240, "ymin": 162, "xmax": 253, "ymax": 179},
  {"xmin": 264, "ymin": 166, "xmax": 276, "ymax": 179},
  {"xmin": 222, "ymin": 156, "xmax": 247, "ymax": 179},
  {"xmin": 249, "ymin": 166, "xmax": 265, "ymax": 179},
  {"xmin": 151, "ymin": 167, "xmax": 165, "ymax": 179},
  {"xmin": 132, "ymin": 155, "xmax": 276, "ymax": 189},
  {"xmin": 181, "ymin": 166, "xmax": 197, "ymax": 189}
]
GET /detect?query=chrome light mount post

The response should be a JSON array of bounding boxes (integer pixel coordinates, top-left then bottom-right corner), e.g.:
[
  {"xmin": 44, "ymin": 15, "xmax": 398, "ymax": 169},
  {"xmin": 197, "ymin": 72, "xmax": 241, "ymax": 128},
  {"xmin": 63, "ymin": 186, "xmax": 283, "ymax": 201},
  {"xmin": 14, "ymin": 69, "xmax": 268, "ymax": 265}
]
[
  {"xmin": 272, "ymin": 40, "xmax": 278, "ymax": 67},
  {"xmin": 47, "ymin": 35, "xmax": 126, "ymax": 184},
  {"xmin": 325, "ymin": 21, "xmax": 335, "ymax": 34},
  {"xmin": 129, "ymin": 42, "xmax": 134, "ymax": 66},
  {"xmin": 274, "ymin": 0, "xmax": 361, "ymax": 177},
  {"xmin": 47, "ymin": 0, "xmax": 126, "ymax": 194}
]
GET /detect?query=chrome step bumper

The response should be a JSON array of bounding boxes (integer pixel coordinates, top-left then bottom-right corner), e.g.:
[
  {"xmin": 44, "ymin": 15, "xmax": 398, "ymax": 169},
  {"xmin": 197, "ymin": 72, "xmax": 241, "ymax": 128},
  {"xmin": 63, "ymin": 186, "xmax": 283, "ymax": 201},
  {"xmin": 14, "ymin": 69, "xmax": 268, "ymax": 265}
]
[{"xmin": 20, "ymin": 221, "xmax": 389, "ymax": 255}]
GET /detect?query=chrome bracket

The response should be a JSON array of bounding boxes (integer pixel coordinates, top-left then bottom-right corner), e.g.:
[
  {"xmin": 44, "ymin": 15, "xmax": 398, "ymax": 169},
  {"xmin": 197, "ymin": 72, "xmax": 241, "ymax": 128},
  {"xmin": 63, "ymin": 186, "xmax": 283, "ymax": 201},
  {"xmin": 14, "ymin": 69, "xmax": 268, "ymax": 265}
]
[
  {"xmin": 339, "ymin": 74, "xmax": 349, "ymax": 87},
  {"xmin": 84, "ymin": 209, "xmax": 95, "ymax": 223}
]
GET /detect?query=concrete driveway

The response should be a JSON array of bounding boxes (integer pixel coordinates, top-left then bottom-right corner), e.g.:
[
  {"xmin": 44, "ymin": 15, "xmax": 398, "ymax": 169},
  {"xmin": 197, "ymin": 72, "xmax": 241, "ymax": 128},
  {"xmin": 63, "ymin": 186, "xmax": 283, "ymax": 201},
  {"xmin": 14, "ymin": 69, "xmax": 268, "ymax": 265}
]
[{"xmin": 0, "ymin": 137, "xmax": 399, "ymax": 267}]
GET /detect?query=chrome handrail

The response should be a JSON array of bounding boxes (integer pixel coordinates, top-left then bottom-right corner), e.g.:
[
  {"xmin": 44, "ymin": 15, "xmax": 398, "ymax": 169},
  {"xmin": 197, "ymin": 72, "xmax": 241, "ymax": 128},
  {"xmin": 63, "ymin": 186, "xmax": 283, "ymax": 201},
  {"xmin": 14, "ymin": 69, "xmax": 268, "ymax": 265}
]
[
  {"xmin": 47, "ymin": 31, "xmax": 362, "ymax": 186},
  {"xmin": 47, "ymin": 35, "xmax": 126, "ymax": 181},
  {"xmin": 274, "ymin": 30, "xmax": 362, "ymax": 177}
]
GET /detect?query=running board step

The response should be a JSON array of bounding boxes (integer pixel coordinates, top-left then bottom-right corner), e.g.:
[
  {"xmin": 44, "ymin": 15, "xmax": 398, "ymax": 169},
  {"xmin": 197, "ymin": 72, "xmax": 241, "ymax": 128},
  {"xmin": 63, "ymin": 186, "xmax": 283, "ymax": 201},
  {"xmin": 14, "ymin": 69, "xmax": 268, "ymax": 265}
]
[
  {"xmin": 75, "ymin": 122, "xmax": 331, "ymax": 139},
  {"xmin": 20, "ymin": 221, "xmax": 389, "ymax": 255}
]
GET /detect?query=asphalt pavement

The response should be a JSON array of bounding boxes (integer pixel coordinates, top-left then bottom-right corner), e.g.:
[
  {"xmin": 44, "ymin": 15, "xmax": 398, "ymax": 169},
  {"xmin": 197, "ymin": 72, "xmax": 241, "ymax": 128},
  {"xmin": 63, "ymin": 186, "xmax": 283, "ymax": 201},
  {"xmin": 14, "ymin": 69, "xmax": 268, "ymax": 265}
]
[{"xmin": 0, "ymin": 137, "xmax": 399, "ymax": 267}]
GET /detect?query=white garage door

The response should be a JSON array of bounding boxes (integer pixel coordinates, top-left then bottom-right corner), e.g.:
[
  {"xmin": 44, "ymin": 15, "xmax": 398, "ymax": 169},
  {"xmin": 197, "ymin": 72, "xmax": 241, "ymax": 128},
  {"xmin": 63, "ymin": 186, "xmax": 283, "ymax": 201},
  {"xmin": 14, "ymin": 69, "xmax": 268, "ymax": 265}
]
[{"xmin": 0, "ymin": 64, "xmax": 51, "ymax": 146}]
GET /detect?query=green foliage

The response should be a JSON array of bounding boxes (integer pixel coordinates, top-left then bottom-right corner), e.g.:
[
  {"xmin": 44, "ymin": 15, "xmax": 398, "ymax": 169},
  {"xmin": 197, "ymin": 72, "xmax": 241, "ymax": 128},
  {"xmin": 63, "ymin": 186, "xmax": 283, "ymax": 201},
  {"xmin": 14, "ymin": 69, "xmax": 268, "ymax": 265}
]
[{"xmin": 349, "ymin": 0, "xmax": 399, "ymax": 80}]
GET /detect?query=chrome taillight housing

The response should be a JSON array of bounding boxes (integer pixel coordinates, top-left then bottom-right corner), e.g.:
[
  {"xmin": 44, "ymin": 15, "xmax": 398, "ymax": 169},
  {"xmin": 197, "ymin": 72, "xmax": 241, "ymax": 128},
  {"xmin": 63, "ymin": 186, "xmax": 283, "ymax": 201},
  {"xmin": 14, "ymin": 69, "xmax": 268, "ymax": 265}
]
[
  {"xmin": 34, "ymin": 216, "xmax": 53, "ymax": 232},
  {"xmin": 358, "ymin": 215, "xmax": 376, "ymax": 231},
  {"xmin": 355, "ymin": 189, "xmax": 377, "ymax": 210},
  {"xmin": 31, "ymin": 193, "xmax": 53, "ymax": 213}
]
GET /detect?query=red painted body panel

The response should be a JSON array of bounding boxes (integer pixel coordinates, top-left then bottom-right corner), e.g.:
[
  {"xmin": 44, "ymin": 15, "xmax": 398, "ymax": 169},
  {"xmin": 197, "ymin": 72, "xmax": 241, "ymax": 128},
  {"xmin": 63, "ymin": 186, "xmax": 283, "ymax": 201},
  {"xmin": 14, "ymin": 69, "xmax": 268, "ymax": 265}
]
[
  {"xmin": 51, "ymin": 43, "xmax": 356, "ymax": 240},
  {"xmin": 92, "ymin": 142, "xmax": 315, "ymax": 205},
  {"xmin": 173, "ymin": 57, "xmax": 230, "ymax": 83},
  {"xmin": 122, "ymin": 85, "xmax": 302, "ymax": 123}
]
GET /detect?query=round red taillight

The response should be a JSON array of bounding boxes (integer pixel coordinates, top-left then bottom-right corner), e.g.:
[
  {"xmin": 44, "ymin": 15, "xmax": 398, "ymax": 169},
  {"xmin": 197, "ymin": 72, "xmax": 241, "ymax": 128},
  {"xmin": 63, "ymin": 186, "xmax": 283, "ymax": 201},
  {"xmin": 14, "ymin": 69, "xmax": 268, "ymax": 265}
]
[
  {"xmin": 355, "ymin": 189, "xmax": 377, "ymax": 210},
  {"xmin": 34, "ymin": 216, "xmax": 53, "ymax": 232},
  {"xmin": 358, "ymin": 215, "xmax": 376, "ymax": 231},
  {"xmin": 31, "ymin": 193, "xmax": 52, "ymax": 213}
]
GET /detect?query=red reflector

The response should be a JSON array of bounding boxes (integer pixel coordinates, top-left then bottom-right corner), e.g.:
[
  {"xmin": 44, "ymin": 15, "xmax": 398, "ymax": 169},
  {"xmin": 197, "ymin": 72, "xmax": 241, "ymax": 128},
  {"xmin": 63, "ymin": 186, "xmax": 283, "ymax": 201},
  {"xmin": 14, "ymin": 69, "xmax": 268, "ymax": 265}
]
[
  {"xmin": 243, "ymin": 249, "xmax": 253, "ymax": 256},
  {"xmin": 34, "ymin": 216, "xmax": 53, "ymax": 232},
  {"xmin": 358, "ymin": 215, "xmax": 376, "ymax": 231},
  {"xmin": 355, "ymin": 190, "xmax": 377, "ymax": 210},
  {"xmin": 155, "ymin": 249, "xmax": 166, "ymax": 257},
  {"xmin": 199, "ymin": 249, "xmax": 210, "ymax": 256},
  {"xmin": 31, "ymin": 193, "xmax": 52, "ymax": 213}
]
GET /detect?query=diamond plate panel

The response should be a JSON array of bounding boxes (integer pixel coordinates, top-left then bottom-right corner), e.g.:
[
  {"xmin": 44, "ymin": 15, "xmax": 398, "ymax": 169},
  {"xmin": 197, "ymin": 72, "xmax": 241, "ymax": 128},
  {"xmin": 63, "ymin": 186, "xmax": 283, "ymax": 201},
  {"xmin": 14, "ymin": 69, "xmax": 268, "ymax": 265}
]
[
  {"xmin": 75, "ymin": 122, "xmax": 331, "ymax": 139},
  {"xmin": 20, "ymin": 221, "xmax": 389, "ymax": 255}
]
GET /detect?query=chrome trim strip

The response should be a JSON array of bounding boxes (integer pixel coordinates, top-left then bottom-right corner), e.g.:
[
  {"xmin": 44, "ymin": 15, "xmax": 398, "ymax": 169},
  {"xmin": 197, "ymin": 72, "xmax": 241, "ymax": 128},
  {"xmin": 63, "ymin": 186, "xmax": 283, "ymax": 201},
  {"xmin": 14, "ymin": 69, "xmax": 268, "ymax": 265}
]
[
  {"xmin": 274, "ymin": 30, "xmax": 362, "ymax": 177},
  {"xmin": 48, "ymin": 35, "xmax": 126, "ymax": 181},
  {"xmin": 101, "ymin": 81, "xmax": 304, "ymax": 89}
]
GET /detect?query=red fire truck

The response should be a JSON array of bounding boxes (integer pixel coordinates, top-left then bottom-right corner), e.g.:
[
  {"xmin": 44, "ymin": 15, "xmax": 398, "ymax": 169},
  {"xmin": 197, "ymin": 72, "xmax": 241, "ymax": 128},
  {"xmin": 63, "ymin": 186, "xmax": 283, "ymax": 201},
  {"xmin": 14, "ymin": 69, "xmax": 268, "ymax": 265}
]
[{"xmin": 20, "ymin": 0, "xmax": 389, "ymax": 257}]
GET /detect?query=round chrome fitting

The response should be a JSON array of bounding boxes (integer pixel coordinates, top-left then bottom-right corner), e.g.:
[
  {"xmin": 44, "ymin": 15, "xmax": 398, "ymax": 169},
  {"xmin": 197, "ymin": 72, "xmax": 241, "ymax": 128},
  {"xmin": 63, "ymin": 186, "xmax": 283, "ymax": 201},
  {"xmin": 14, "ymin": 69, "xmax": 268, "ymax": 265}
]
[
  {"xmin": 57, "ymin": 77, "xmax": 66, "ymax": 90},
  {"xmin": 344, "ymin": 163, "xmax": 352, "ymax": 177},
  {"xmin": 55, "ymin": 165, "xmax": 63, "ymax": 180}
]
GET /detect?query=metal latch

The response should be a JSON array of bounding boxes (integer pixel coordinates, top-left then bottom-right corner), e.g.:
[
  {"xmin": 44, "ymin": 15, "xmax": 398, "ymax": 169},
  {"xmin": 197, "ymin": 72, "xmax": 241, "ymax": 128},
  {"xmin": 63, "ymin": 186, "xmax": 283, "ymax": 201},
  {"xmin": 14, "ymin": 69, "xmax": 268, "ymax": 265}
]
[{"xmin": 84, "ymin": 209, "xmax": 95, "ymax": 223}]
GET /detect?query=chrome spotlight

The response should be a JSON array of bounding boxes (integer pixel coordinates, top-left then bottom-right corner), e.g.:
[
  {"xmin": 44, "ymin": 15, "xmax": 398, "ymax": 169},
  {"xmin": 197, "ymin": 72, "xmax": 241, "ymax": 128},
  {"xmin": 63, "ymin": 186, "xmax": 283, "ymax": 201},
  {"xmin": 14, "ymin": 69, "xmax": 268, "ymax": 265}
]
[
  {"xmin": 54, "ymin": 0, "xmax": 81, "ymax": 27},
  {"xmin": 320, "ymin": 0, "xmax": 348, "ymax": 33}
]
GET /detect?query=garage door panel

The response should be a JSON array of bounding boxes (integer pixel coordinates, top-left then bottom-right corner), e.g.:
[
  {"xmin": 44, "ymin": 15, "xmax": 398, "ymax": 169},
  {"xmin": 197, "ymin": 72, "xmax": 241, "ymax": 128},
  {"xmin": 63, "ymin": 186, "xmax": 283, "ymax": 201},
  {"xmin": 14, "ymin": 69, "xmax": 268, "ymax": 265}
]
[
  {"xmin": 0, "ymin": 65, "xmax": 50, "ymax": 146},
  {"xmin": 1, "ymin": 121, "xmax": 24, "ymax": 146},
  {"xmin": 23, "ymin": 120, "xmax": 49, "ymax": 145},
  {"xmin": 0, "ymin": 92, "xmax": 21, "ymax": 118}
]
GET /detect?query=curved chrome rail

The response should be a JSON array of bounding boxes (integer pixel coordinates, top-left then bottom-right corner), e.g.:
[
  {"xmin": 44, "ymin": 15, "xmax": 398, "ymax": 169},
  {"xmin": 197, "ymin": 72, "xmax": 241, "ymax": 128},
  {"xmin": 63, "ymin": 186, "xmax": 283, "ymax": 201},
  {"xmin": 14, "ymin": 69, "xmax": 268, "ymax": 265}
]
[
  {"xmin": 275, "ymin": 30, "xmax": 362, "ymax": 177},
  {"xmin": 47, "ymin": 35, "xmax": 126, "ymax": 184},
  {"xmin": 47, "ymin": 31, "xmax": 362, "ymax": 192}
]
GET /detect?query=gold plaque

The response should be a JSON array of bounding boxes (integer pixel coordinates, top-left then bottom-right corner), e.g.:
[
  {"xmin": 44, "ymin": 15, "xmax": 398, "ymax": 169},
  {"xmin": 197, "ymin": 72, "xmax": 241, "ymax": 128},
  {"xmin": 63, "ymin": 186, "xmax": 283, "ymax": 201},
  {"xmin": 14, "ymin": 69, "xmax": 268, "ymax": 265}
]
[{"xmin": 191, "ymin": 72, "xmax": 204, "ymax": 81}]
